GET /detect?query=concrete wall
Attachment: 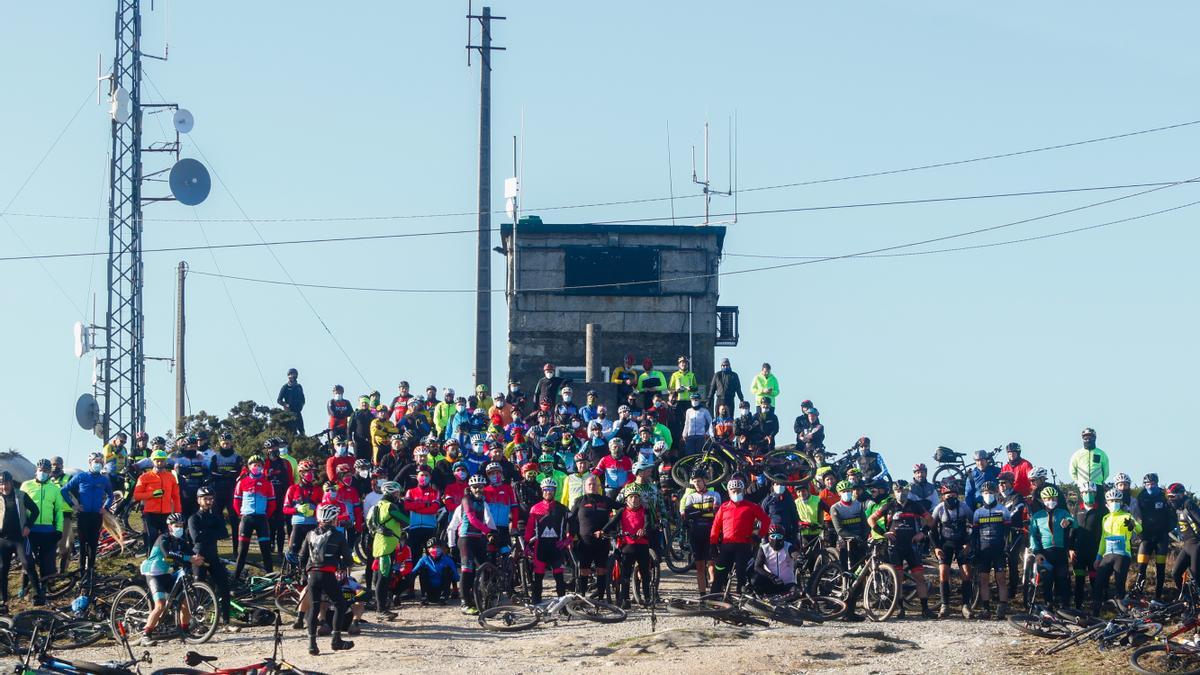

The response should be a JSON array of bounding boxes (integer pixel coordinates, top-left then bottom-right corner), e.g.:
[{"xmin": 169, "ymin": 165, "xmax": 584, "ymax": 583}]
[{"xmin": 503, "ymin": 225, "xmax": 723, "ymax": 399}]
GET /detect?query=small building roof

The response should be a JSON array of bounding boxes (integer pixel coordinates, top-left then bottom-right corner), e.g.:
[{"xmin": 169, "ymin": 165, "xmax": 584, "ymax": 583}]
[{"xmin": 500, "ymin": 221, "xmax": 726, "ymax": 249}]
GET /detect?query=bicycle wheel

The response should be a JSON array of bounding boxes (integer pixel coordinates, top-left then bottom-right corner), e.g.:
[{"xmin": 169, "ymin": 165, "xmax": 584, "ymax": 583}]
[
  {"xmin": 149, "ymin": 669, "xmax": 206, "ymax": 675},
  {"xmin": 42, "ymin": 571, "xmax": 80, "ymax": 600},
  {"xmin": 862, "ymin": 563, "xmax": 900, "ymax": 622},
  {"xmin": 564, "ymin": 597, "xmax": 627, "ymax": 623},
  {"xmin": 478, "ymin": 605, "xmax": 540, "ymax": 632},
  {"xmin": 109, "ymin": 585, "xmax": 152, "ymax": 638},
  {"xmin": 473, "ymin": 563, "xmax": 501, "ymax": 612},
  {"xmin": 931, "ymin": 465, "xmax": 964, "ymax": 486},
  {"xmin": 10, "ymin": 610, "xmax": 59, "ymax": 638},
  {"xmin": 52, "ymin": 620, "xmax": 110, "ymax": 650},
  {"xmin": 808, "ymin": 561, "xmax": 850, "ymax": 602},
  {"xmin": 1007, "ymin": 613, "xmax": 1072, "ymax": 639},
  {"xmin": 793, "ymin": 594, "xmax": 845, "ymax": 621},
  {"xmin": 179, "ymin": 581, "xmax": 219, "ymax": 644},
  {"xmin": 663, "ymin": 518, "xmax": 693, "ymax": 574},
  {"xmin": 761, "ymin": 449, "xmax": 814, "ymax": 485},
  {"xmin": 665, "ymin": 597, "xmax": 734, "ymax": 617},
  {"xmin": 671, "ymin": 454, "xmax": 728, "ymax": 488},
  {"xmin": 713, "ymin": 607, "xmax": 770, "ymax": 628},
  {"xmin": 1131, "ymin": 643, "xmax": 1200, "ymax": 675},
  {"xmin": 274, "ymin": 582, "xmax": 303, "ymax": 619}
]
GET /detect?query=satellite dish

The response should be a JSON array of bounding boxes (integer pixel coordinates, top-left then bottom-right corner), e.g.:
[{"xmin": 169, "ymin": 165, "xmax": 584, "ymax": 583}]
[
  {"xmin": 75, "ymin": 393, "xmax": 100, "ymax": 431},
  {"xmin": 111, "ymin": 87, "xmax": 130, "ymax": 124},
  {"xmin": 169, "ymin": 158, "xmax": 211, "ymax": 206},
  {"xmin": 173, "ymin": 109, "xmax": 194, "ymax": 134},
  {"xmin": 73, "ymin": 321, "xmax": 90, "ymax": 358}
]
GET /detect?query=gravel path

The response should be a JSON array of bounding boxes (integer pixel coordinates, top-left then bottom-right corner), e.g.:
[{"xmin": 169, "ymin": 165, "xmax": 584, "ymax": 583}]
[{"xmin": 58, "ymin": 572, "xmax": 1059, "ymax": 674}]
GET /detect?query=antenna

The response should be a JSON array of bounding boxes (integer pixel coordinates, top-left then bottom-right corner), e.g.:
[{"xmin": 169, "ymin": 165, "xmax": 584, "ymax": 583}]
[
  {"xmin": 690, "ymin": 117, "xmax": 736, "ymax": 225},
  {"xmin": 667, "ymin": 121, "xmax": 676, "ymax": 226}
]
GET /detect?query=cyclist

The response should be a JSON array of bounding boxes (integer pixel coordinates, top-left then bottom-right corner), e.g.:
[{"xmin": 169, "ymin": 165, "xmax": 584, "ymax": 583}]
[
  {"xmin": 187, "ymin": 486, "xmax": 231, "ymax": 625},
  {"xmin": 619, "ymin": 460, "xmax": 665, "ymax": 545},
  {"xmin": 1071, "ymin": 483, "xmax": 1107, "ymax": 610},
  {"xmin": 1028, "ymin": 485, "xmax": 1075, "ymax": 609},
  {"xmin": 910, "ymin": 463, "xmax": 937, "ymax": 511},
  {"xmin": 138, "ymin": 512, "xmax": 192, "ymax": 645},
  {"xmin": 997, "ymin": 471, "xmax": 1029, "ymax": 603},
  {"xmin": 452, "ymin": 474, "xmax": 494, "ymax": 615},
  {"xmin": 483, "ymin": 462, "xmax": 519, "ymax": 552},
  {"xmin": 964, "ymin": 449, "xmax": 999, "ymax": 509},
  {"xmin": 793, "ymin": 480, "xmax": 826, "ymax": 552},
  {"xmin": 209, "ymin": 432, "xmax": 243, "ymax": 535},
  {"xmin": 710, "ymin": 478, "xmax": 770, "ymax": 594},
  {"xmin": 605, "ymin": 490, "xmax": 654, "ymax": 609},
  {"xmin": 569, "ymin": 474, "xmax": 617, "ymax": 598},
  {"xmin": 1112, "ymin": 472, "xmax": 1133, "ymax": 509},
  {"xmin": 971, "ymin": 481, "xmax": 1011, "ymax": 619},
  {"xmin": 265, "ymin": 440, "xmax": 295, "ymax": 557},
  {"xmin": 1169, "ymin": 483, "xmax": 1200, "ymax": 598},
  {"xmin": 817, "ymin": 472, "xmax": 840, "ymax": 546},
  {"xmin": 831, "ymin": 479, "xmax": 868, "ymax": 568},
  {"xmin": 852, "ymin": 437, "xmax": 889, "ymax": 482},
  {"xmin": 1092, "ymin": 487, "xmax": 1140, "ymax": 614},
  {"xmin": 402, "ymin": 466, "xmax": 441, "ymax": 560},
  {"xmin": 366, "ymin": 481, "xmax": 406, "ymax": 620},
  {"xmin": 442, "ymin": 460, "xmax": 469, "ymax": 513},
  {"xmin": 1069, "ymin": 427, "xmax": 1109, "ymax": 494},
  {"xmin": 868, "ymin": 479, "xmax": 934, "ymax": 618},
  {"xmin": 760, "ymin": 480, "xmax": 798, "ymax": 546},
  {"xmin": 999, "ymin": 442, "xmax": 1033, "ymax": 497},
  {"xmin": 103, "ymin": 432, "xmax": 129, "ymax": 487},
  {"xmin": 171, "ymin": 437, "xmax": 209, "ymax": 520},
  {"xmin": 0, "ymin": 471, "xmax": 43, "ymax": 610},
  {"xmin": 327, "ymin": 384, "xmax": 353, "ymax": 440},
  {"xmin": 595, "ymin": 438, "xmax": 633, "ymax": 499},
  {"xmin": 525, "ymin": 477, "xmax": 572, "ymax": 603},
  {"xmin": 133, "ymin": 449, "xmax": 181, "ymax": 550},
  {"xmin": 564, "ymin": 451, "xmax": 591, "ymax": 509},
  {"xmin": 232, "ymin": 455, "xmax": 276, "ymax": 582},
  {"xmin": 62, "ymin": 451, "xmax": 112, "ymax": 580},
  {"xmin": 283, "ymin": 460, "xmax": 323, "ymax": 568},
  {"xmin": 332, "ymin": 464, "xmax": 365, "ymax": 550},
  {"xmin": 1132, "ymin": 472, "xmax": 1172, "ymax": 598},
  {"xmin": 326, "ymin": 437, "xmax": 356, "ymax": 482},
  {"xmin": 751, "ymin": 524, "xmax": 801, "ymax": 596},
  {"xmin": 300, "ymin": 504, "xmax": 355, "ymax": 655},
  {"xmin": 680, "ymin": 471, "xmax": 722, "ymax": 594},
  {"xmin": 1028, "ymin": 467, "xmax": 1050, "ymax": 514},
  {"xmin": 929, "ymin": 479, "xmax": 974, "ymax": 618},
  {"xmin": 21, "ymin": 459, "xmax": 66, "ymax": 580}
]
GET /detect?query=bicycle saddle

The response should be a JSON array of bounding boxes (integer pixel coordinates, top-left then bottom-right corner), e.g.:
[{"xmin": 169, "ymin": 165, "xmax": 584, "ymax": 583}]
[{"xmin": 185, "ymin": 651, "xmax": 219, "ymax": 667}]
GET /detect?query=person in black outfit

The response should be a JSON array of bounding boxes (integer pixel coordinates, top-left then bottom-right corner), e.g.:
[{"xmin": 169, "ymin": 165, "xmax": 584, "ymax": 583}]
[
  {"xmin": 748, "ymin": 397, "xmax": 780, "ymax": 451},
  {"xmin": 707, "ymin": 357, "xmax": 745, "ymax": 414},
  {"xmin": 0, "ymin": 472, "xmax": 42, "ymax": 610},
  {"xmin": 348, "ymin": 396, "xmax": 375, "ymax": 459},
  {"xmin": 301, "ymin": 505, "xmax": 355, "ymax": 656},
  {"xmin": 187, "ymin": 486, "xmax": 231, "ymax": 624},
  {"xmin": 532, "ymin": 363, "xmax": 568, "ymax": 406},
  {"xmin": 277, "ymin": 368, "xmax": 306, "ymax": 436},
  {"xmin": 569, "ymin": 475, "xmax": 617, "ymax": 598}
]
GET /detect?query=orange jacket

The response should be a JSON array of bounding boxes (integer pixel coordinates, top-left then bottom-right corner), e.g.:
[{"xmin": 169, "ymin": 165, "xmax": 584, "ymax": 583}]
[{"xmin": 133, "ymin": 468, "xmax": 182, "ymax": 515}]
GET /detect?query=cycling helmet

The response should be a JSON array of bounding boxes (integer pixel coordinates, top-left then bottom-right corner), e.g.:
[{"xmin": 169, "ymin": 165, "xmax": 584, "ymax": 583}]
[
  {"xmin": 247, "ymin": 454, "xmax": 264, "ymax": 466},
  {"xmin": 219, "ymin": 432, "xmax": 234, "ymax": 441},
  {"xmin": 485, "ymin": 462, "xmax": 503, "ymax": 475},
  {"xmin": 444, "ymin": 439, "xmax": 460, "ymax": 448},
  {"xmin": 1005, "ymin": 442, "xmax": 1021, "ymax": 452},
  {"xmin": 521, "ymin": 462, "xmax": 538, "ymax": 475},
  {"xmin": 973, "ymin": 449, "xmax": 990, "ymax": 461},
  {"xmin": 1167, "ymin": 483, "xmax": 1187, "ymax": 496},
  {"xmin": 451, "ymin": 462, "xmax": 467, "ymax": 473},
  {"xmin": 632, "ymin": 459, "xmax": 655, "ymax": 473},
  {"xmin": 455, "ymin": 396, "xmax": 467, "ymax": 405},
  {"xmin": 88, "ymin": 451, "xmax": 104, "ymax": 464},
  {"xmin": 573, "ymin": 451, "xmax": 588, "ymax": 463},
  {"xmin": 298, "ymin": 460, "xmax": 314, "ymax": 472},
  {"xmin": 1030, "ymin": 467, "xmax": 1049, "ymax": 480},
  {"xmin": 1114, "ymin": 473, "xmax": 1131, "ymax": 485},
  {"xmin": 559, "ymin": 434, "xmax": 574, "ymax": 446},
  {"xmin": 390, "ymin": 433, "xmax": 404, "ymax": 442},
  {"xmin": 689, "ymin": 468, "xmax": 709, "ymax": 481},
  {"xmin": 166, "ymin": 513, "xmax": 185, "ymax": 526},
  {"xmin": 939, "ymin": 479, "xmax": 962, "ymax": 495},
  {"xmin": 196, "ymin": 486, "xmax": 214, "ymax": 499},
  {"xmin": 1144, "ymin": 473, "xmax": 1160, "ymax": 485},
  {"xmin": 727, "ymin": 478, "xmax": 746, "ymax": 491},
  {"xmin": 539, "ymin": 477, "xmax": 558, "ymax": 491},
  {"xmin": 538, "ymin": 453, "xmax": 555, "ymax": 465},
  {"xmin": 35, "ymin": 458, "xmax": 51, "ymax": 471},
  {"xmin": 443, "ymin": 387, "xmax": 455, "ymax": 397},
  {"xmin": 913, "ymin": 463, "xmax": 927, "ymax": 472},
  {"xmin": 71, "ymin": 596, "xmax": 89, "ymax": 614},
  {"xmin": 468, "ymin": 474, "xmax": 487, "ymax": 487},
  {"xmin": 653, "ymin": 440, "xmax": 666, "ymax": 451},
  {"xmin": 1040, "ymin": 486, "xmax": 1060, "ymax": 500},
  {"xmin": 354, "ymin": 459, "xmax": 371, "ymax": 470},
  {"xmin": 380, "ymin": 481, "xmax": 402, "ymax": 496},
  {"xmin": 767, "ymin": 524, "xmax": 785, "ymax": 538},
  {"xmin": 323, "ymin": 480, "xmax": 337, "ymax": 491},
  {"xmin": 151, "ymin": 449, "xmax": 170, "ymax": 462},
  {"xmin": 1105, "ymin": 487, "xmax": 1123, "ymax": 502},
  {"xmin": 835, "ymin": 480, "xmax": 853, "ymax": 492},
  {"xmin": 261, "ymin": 439, "xmax": 277, "ymax": 449},
  {"xmin": 893, "ymin": 479, "xmax": 910, "ymax": 491},
  {"xmin": 151, "ymin": 436, "xmax": 167, "ymax": 447},
  {"xmin": 113, "ymin": 432, "xmax": 129, "ymax": 441},
  {"xmin": 846, "ymin": 467, "xmax": 863, "ymax": 476},
  {"xmin": 414, "ymin": 445, "xmax": 430, "ymax": 456},
  {"xmin": 317, "ymin": 504, "xmax": 341, "ymax": 522},
  {"xmin": 981, "ymin": 481, "xmax": 998, "ymax": 492},
  {"xmin": 997, "ymin": 471, "xmax": 1015, "ymax": 484}
]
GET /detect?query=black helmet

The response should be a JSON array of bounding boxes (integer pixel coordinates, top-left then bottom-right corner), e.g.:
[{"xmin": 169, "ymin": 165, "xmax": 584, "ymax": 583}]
[
  {"xmin": 981, "ymin": 480, "xmax": 998, "ymax": 492},
  {"xmin": 36, "ymin": 458, "xmax": 52, "ymax": 471},
  {"xmin": 196, "ymin": 486, "xmax": 214, "ymax": 499},
  {"xmin": 219, "ymin": 432, "xmax": 233, "ymax": 442},
  {"xmin": 1144, "ymin": 473, "xmax": 1160, "ymax": 485},
  {"xmin": 151, "ymin": 436, "xmax": 167, "ymax": 447},
  {"xmin": 167, "ymin": 513, "xmax": 185, "ymax": 526}
]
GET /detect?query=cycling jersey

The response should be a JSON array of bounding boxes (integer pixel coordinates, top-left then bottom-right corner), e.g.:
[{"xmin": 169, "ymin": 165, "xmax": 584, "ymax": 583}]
[
  {"xmin": 327, "ymin": 397, "xmax": 353, "ymax": 434},
  {"xmin": 830, "ymin": 500, "xmax": 867, "ymax": 541},
  {"xmin": 794, "ymin": 494, "xmax": 824, "ymax": 535},
  {"xmin": 525, "ymin": 499, "xmax": 569, "ymax": 546},
  {"xmin": 710, "ymin": 499, "xmax": 771, "ymax": 546},
  {"xmin": 233, "ymin": 474, "xmax": 276, "ymax": 517},
  {"xmin": 874, "ymin": 499, "xmax": 927, "ymax": 546},
  {"xmin": 1028, "ymin": 507, "xmax": 1076, "ymax": 552},
  {"xmin": 483, "ymin": 483, "xmax": 519, "ymax": 528},
  {"xmin": 1133, "ymin": 488, "xmax": 1173, "ymax": 534},
  {"xmin": 302, "ymin": 525, "xmax": 352, "ymax": 573},
  {"xmin": 172, "ymin": 452, "xmax": 209, "ymax": 497},
  {"xmin": 403, "ymin": 485, "xmax": 441, "ymax": 530},
  {"xmin": 929, "ymin": 501, "xmax": 973, "ymax": 545},
  {"xmin": 1177, "ymin": 499, "xmax": 1200, "ymax": 544},
  {"xmin": 140, "ymin": 533, "xmax": 189, "ymax": 576},
  {"xmin": 1098, "ymin": 509, "xmax": 1141, "ymax": 557},
  {"xmin": 971, "ymin": 504, "xmax": 1011, "ymax": 551},
  {"xmin": 618, "ymin": 481, "xmax": 663, "ymax": 529},
  {"xmin": 680, "ymin": 488, "xmax": 722, "ymax": 522},
  {"xmin": 569, "ymin": 493, "xmax": 616, "ymax": 540},
  {"xmin": 594, "ymin": 455, "xmax": 632, "ymax": 490},
  {"xmin": 457, "ymin": 492, "xmax": 494, "ymax": 538},
  {"xmin": 209, "ymin": 450, "xmax": 243, "ymax": 491},
  {"xmin": 755, "ymin": 540, "xmax": 797, "ymax": 585},
  {"xmin": 282, "ymin": 483, "xmax": 322, "ymax": 526}
]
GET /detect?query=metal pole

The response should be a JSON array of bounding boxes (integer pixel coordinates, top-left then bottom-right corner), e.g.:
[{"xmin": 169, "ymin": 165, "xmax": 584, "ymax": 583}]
[
  {"xmin": 474, "ymin": 6, "xmax": 493, "ymax": 392},
  {"xmin": 174, "ymin": 261, "xmax": 186, "ymax": 431},
  {"xmin": 585, "ymin": 324, "xmax": 601, "ymax": 384}
]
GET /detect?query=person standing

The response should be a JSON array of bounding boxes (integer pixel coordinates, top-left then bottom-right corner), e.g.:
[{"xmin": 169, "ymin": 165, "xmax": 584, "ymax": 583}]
[
  {"xmin": 1000, "ymin": 442, "xmax": 1034, "ymax": 498},
  {"xmin": 277, "ymin": 368, "xmax": 307, "ymax": 436},
  {"xmin": 749, "ymin": 363, "xmax": 780, "ymax": 409},
  {"xmin": 707, "ymin": 358, "xmax": 744, "ymax": 418},
  {"xmin": 134, "ymin": 450, "xmax": 181, "ymax": 549},
  {"xmin": 681, "ymin": 392, "xmax": 713, "ymax": 458},
  {"xmin": 669, "ymin": 356, "xmax": 697, "ymax": 395},
  {"xmin": 636, "ymin": 359, "xmax": 666, "ymax": 410},
  {"xmin": 0, "ymin": 472, "xmax": 43, "ymax": 608},
  {"xmin": 301, "ymin": 505, "xmax": 355, "ymax": 656},
  {"xmin": 348, "ymin": 396, "xmax": 375, "ymax": 461},
  {"xmin": 62, "ymin": 452, "xmax": 112, "ymax": 584},
  {"xmin": 188, "ymin": 486, "xmax": 231, "ymax": 625},
  {"xmin": 22, "ymin": 459, "xmax": 67, "ymax": 581},
  {"xmin": 232, "ymin": 455, "xmax": 276, "ymax": 581},
  {"xmin": 327, "ymin": 385, "xmax": 353, "ymax": 441},
  {"xmin": 533, "ymin": 363, "xmax": 568, "ymax": 407},
  {"xmin": 1069, "ymin": 427, "xmax": 1109, "ymax": 495}
]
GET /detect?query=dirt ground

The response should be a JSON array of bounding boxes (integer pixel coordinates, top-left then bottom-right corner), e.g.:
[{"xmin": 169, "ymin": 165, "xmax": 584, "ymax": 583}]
[{"xmin": 45, "ymin": 568, "xmax": 1133, "ymax": 675}]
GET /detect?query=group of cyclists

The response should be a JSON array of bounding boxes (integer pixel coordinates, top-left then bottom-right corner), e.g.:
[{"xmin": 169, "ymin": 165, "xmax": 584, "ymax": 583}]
[{"xmin": 12, "ymin": 359, "xmax": 1199, "ymax": 657}]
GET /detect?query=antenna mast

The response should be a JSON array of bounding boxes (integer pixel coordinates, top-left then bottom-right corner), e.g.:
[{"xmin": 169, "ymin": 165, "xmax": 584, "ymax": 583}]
[{"xmin": 690, "ymin": 116, "xmax": 738, "ymax": 226}]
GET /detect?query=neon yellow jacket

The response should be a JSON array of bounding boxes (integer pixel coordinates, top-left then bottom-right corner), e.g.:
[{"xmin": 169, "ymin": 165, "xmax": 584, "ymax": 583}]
[
  {"xmin": 669, "ymin": 370, "xmax": 697, "ymax": 393},
  {"xmin": 1098, "ymin": 509, "xmax": 1141, "ymax": 558},
  {"xmin": 1069, "ymin": 447, "xmax": 1109, "ymax": 487},
  {"xmin": 751, "ymin": 373, "xmax": 780, "ymax": 406},
  {"xmin": 21, "ymin": 479, "xmax": 66, "ymax": 533}
]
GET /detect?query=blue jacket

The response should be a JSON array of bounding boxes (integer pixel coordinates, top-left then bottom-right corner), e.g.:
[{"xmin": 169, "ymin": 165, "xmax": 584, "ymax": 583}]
[
  {"xmin": 411, "ymin": 553, "xmax": 459, "ymax": 584},
  {"xmin": 63, "ymin": 471, "xmax": 113, "ymax": 514},
  {"xmin": 964, "ymin": 465, "xmax": 1001, "ymax": 509}
]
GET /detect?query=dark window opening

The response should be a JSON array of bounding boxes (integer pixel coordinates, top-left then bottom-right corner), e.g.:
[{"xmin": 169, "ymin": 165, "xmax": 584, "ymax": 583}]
[{"xmin": 563, "ymin": 247, "xmax": 659, "ymax": 295}]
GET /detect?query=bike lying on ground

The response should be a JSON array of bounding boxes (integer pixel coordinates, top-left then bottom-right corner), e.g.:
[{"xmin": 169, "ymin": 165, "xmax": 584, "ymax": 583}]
[
  {"xmin": 149, "ymin": 612, "xmax": 329, "ymax": 675},
  {"xmin": 11, "ymin": 618, "xmax": 151, "ymax": 675},
  {"xmin": 477, "ymin": 592, "xmax": 627, "ymax": 631}
]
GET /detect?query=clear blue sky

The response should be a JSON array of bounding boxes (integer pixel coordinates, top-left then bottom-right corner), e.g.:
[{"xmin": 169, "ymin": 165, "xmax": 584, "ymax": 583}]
[{"xmin": 2, "ymin": 2, "xmax": 1196, "ymax": 483}]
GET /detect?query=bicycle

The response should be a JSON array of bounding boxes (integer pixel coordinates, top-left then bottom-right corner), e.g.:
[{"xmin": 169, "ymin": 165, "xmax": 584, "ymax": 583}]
[
  {"xmin": 808, "ymin": 540, "xmax": 901, "ymax": 621},
  {"xmin": 669, "ymin": 438, "xmax": 813, "ymax": 488},
  {"xmin": 109, "ymin": 564, "xmax": 219, "ymax": 645},
  {"xmin": 11, "ymin": 619, "xmax": 151, "ymax": 675},
  {"xmin": 473, "ymin": 535, "xmax": 532, "ymax": 612},
  {"xmin": 8, "ymin": 610, "xmax": 110, "ymax": 651},
  {"xmin": 477, "ymin": 592, "xmax": 626, "ymax": 631},
  {"xmin": 149, "ymin": 612, "xmax": 330, "ymax": 675}
]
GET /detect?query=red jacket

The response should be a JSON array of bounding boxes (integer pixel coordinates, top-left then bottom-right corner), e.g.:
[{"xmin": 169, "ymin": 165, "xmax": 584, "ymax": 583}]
[
  {"xmin": 443, "ymin": 481, "xmax": 468, "ymax": 512},
  {"xmin": 709, "ymin": 500, "xmax": 770, "ymax": 545},
  {"xmin": 233, "ymin": 474, "xmax": 277, "ymax": 517},
  {"xmin": 1001, "ymin": 458, "xmax": 1034, "ymax": 498},
  {"xmin": 283, "ymin": 483, "xmax": 323, "ymax": 519},
  {"xmin": 326, "ymin": 455, "xmax": 355, "ymax": 483},
  {"xmin": 615, "ymin": 506, "xmax": 649, "ymax": 546},
  {"xmin": 403, "ymin": 486, "xmax": 442, "ymax": 515}
]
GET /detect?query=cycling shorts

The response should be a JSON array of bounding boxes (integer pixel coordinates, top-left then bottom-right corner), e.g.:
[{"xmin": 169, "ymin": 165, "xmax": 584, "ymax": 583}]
[
  {"xmin": 1138, "ymin": 531, "xmax": 1171, "ymax": 559},
  {"xmin": 936, "ymin": 542, "xmax": 970, "ymax": 567},
  {"xmin": 690, "ymin": 521, "xmax": 714, "ymax": 560},
  {"xmin": 238, "ymin": 514, "xmax": 270, "ymax": 543},
  {"xmin": 146, "ymin": 573, "xmax": 174, "ymax": 601},
  {"xmin": 575, "ymin": 538, "xmax": 610, "ymax": 569},
  {"xmin": 887, "ymin": 543, "xmax": 923, "ymax": 572},
  {"xmin": 971, "ymin": 547, "xmax": 1007, "ymax": 572}
]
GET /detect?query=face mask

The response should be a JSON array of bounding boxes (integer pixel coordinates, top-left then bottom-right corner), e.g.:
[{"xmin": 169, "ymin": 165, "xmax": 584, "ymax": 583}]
[
  {"xmin": 944, "ymin": 496, "xmax": 959, "ymax": 508},
  {"xmin": 598, "ymin": 412, "xmax": 607, "ymax": 419},
  {"xmin": 760, "ymin": 407, "xmax": 770, "ymax": 413},
  {"xmin": 220, "ymin": 446, "xmax": 234, "ymax": 456},
  {"xmin": 36, "ymin": 471, "xmax": 48, "ymax": 482},
  {"xmin": 333, "ymin": 394, "xmax": 343, "ymax": 401},
  {"xmin": 769, "ymin": 539, "xmax": 785, "ymax": 551},
  {"xmin": 278, "ymin": 447, "xmax": 289, "ymax": 456},
  {"xmin": 1108, "ymin": 502, "xmax": 1121, "ymax": 512},
  {"xmin": 89, "ymin": 462, "xmax": 103, "ymax": 473},
  {"xmin": 327, "ymin": 488, "xmax": 338, "ymax": 498},
  {"xmin": 341, "ymin": 475, "xmax": 352, "ymax": 486},
  {"xmin": 417, "ymin": 475, "xmax": 430, "ymax": 486},
  {"xmin": 335, "ymin": 446, "xmax": 348, "ymax": 457},
  {"xmin": 454, "ymin": 470, "xmax": 468, "ymax": 481},
  {"xmin": 489, "ymin": 474, "xmax": 502, "ymax": 485},
  {"xmin": 691, "ymin": 401, "xmax": 700, "ymax": 408},
  {"xmin": 1044, "ymin": 499, "xmax": 1057, "ymax": 510},
  {"xmin": 571, "ymin": 420, "xmax": 580, "ymax": 429},
  {"xmin": 250, "ymin": 467, "xmax": 263, "ymax": 477},
  {"xmin": 429, "ymin": 549, "xmax": 441, "ymax": 559},
  {"xmin": 170, "ymin": 527, "xmax": 184, "ymax": 538},
  {"xmin": 301, "ymin": 471, "xmax": 315, "ymax": 483},
  {"xmin": 772, "ymin": 485, "xmax": 787, "ymax": 495},
  {"xmin": 722, "ymin": 366, "xmax": 730, "ymax": 373},
  {"xmin": 840, "ymin": 491, "xmax": 853, "ymax": 502},
  {"xmin": 456, "ymin": 405, "xmax": 466, "ymax": 413},
  {"xmin": 357, "ymin": 470, "xmax": 369, "ymax": 478},
  {"xmin": 982, "ymin": 493, "xmax": 996, "ymax": 506},
  {"xmin": 563, "ymin": 395, "xmax": 572, "ymax": 403},
  {"xmin": 1145, "ymin": 486, "xmax": 1159, "ymax": 495},
  {"xmin": 730, "ymin": 492, "xmax": 745, "ymax": 503}
]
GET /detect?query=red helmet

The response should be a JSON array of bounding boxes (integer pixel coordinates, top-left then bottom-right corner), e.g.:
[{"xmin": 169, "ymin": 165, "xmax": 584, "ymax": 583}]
[
  {"xmin": 521, "ymin": 462, "xmax": 539, "ymax": 475},
  {"xmin": 542, "ymin": 363, "xmax": 555, "ymax": 371},
  {"xmin": 1168, "ymin": 483, "xmax": 1187, "ymax": 496}
]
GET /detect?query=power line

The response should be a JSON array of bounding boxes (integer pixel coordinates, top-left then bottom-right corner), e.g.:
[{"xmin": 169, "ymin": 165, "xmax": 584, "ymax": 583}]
[
  {"xmin": 187, "ymin": 183, "xmax": 1200, "ymax": 295},
  {"xmin": 4, "ymin": 118, "xmax": 1199, "ymax": 225},
  {"xmin": 3, "ymin": 179, "xmax": 1197, "ymax": 264}
]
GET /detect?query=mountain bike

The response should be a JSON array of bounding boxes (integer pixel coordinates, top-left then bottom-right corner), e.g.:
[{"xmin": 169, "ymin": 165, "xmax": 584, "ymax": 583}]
[
  {"xmin": 8, "ymin": 609, "xmax": 110, "ymax": 651},
  {"xmin": 669, "ymin": 438, "xmax": 813, "ymax": 487},
  {"xmin": 700, "ymin": 589, "xmax": 817, "ymax": 626},
  {"xmin": 477, "ymin": 592, "xmax": 626, "ymax": 631},
  {"xmin": 12, "ymin": 618, "xmax": 151, "ymax": 675},
  {"xmin": 109, "ymin": 565, "xmax": 219, "ymax": 645},
  {"xmin": 473, "ymin": 535, "xmax": 531, "ymax": 612},
  {"xmin": 150, "ymin": 612, "xmax": 330, "ymax": 675},
  {"xmin": 808, "ymin": 540, "xmax": 900, "ymax": 621}
]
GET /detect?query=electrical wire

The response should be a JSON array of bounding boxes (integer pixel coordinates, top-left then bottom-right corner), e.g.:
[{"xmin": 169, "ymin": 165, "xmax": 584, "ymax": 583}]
[
  {"xmin": 3, "ymin": 179, "xmax": 1197, "ymax": 264},
  {"xmin": 3, "ymin": 118, "xmax": 1198, "ymax": 225}
]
